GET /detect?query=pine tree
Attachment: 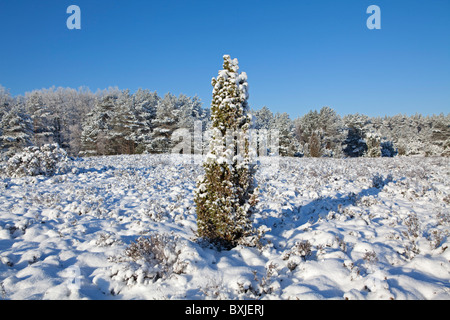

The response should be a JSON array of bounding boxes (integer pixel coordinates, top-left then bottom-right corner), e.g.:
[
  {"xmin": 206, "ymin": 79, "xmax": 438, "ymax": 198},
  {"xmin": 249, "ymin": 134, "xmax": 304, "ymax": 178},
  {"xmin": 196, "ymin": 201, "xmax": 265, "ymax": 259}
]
[
  {"xmin": 109, "ymin": 90, "xmax": 138, "ymax": 154},
  {"xmin": 380, "ymin": 139, "xmax": 397, "ymax": 157},
  {"xmin": 176, "ymin": 94, "xmax": 209, "ymax": 155},
  {"xmin": 318, "ymin": 106, "xmax": 344, "ymax": 157},
  {"xmin": 0, "ymin": 105, "xmax": 33, "ymax": 158},
  {"xmin": 308, "ymin": 131, "xmax": 322, "ymax": 158},
  {"xmin": 430, "ymin": 113, "xmax": 449, "ymax": 156},
  {"xmin": 294, "ymin": 107, "xmax": 343, "ymax": 157},
  {"xmin": 253, "ymin": 106, "xmax": 275, "ymax": 156},
  {"xmin": 343, "ymin": 113, "xmax": 369, "ymax": 157},
  {"xmin": 294, "ymin": 110, "xmax": 320, "ymax": 157},
  {"xmin": 272, "ymin": 112, "xmax": 297, "ymax": 156},
  {"xmin": 0, "ymin": 85, "xmax": 13, "ymax": 115},
  {"xmin": 177, "ymin": 95, "xmax": 205, "ymax": 129},
  {"xmin": 80, "ymin": 94, "xmax": 116, "ymax": 156},
  {"xmin": 365, "ymin": 132, "xmax": 381, "ymax": 157},
  {"xmin": 194, "ymin": 55, "xmax": 257, "ymax": 249},
  {"xmin": 25, "ymin": 91, "xmax": 55, "ymax": 147},
  {"xmin": 254, "ymin": 106, "xmax": 274, "ymax": 130},
  {"xmin": 132, "ymin": 88, "xmax": 159, "ymax": 153},
  {"xmin": 149, "ymin": 93, "xmax": 180, "ymax": 154}
]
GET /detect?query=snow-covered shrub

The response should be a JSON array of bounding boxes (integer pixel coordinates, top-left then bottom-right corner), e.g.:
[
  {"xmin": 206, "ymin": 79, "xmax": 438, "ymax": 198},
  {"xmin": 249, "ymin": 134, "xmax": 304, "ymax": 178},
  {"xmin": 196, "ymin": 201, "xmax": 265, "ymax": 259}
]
[
  {"xmin": 427, "ymin": 230, "xmax": 444, "ymax": 250},
  {"xmin": 110, "ymin": 233, "xmax": 187, "ymax": 285},
  {"xmin": 282, "ymin": 241, "xmax": 312, "ymax": 262},
  {"xmin": 3, "ymin": 143, "xmax": 69, "ymax": 177},
  {"xmin": 282, "ymin": 240, "xmax": 313, "ymax": 271},
  {"xmin": 194, "ymin": 55, "xmax": 258, "ymax": 249},
  {"xmin": 95, "ymin": 233, "xmax": 122, "ymax": 247},
  {"xmin": 240, "ymin": 262, "xmax": 281, "ymax": 298},
  {"xmin": 401, "ymin": 212, "xmax": 421, "ymax": 259},
  {"xmin": 372, "ymin": 173, "xmax": 393, "ymax": 189},
  {"xmin": 362, "ymin": 250, "xmax": 378, "ymax": 265}
]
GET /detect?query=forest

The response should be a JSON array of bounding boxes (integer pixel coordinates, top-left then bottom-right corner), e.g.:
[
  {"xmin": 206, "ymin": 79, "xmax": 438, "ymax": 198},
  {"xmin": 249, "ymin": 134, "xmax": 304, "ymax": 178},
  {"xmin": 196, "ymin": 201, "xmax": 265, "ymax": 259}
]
[{"xmin": 0, "ymin": 84, "xmax": 448, "ymax": 160}]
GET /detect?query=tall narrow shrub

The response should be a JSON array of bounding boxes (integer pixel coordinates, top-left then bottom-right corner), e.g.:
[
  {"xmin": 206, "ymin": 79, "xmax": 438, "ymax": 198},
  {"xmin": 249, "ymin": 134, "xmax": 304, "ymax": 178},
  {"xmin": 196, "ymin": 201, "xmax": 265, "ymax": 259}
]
[{"xmin": 194, "ymin": 55, "xmax": 257, "ymax": 249}]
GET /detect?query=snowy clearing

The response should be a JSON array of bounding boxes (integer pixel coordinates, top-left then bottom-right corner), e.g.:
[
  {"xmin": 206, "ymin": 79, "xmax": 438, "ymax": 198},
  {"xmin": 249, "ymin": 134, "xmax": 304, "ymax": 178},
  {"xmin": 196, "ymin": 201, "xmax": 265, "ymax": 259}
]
[{"xmin": 0, "ymin": 154, "xmax": 449, "ymax": 300}]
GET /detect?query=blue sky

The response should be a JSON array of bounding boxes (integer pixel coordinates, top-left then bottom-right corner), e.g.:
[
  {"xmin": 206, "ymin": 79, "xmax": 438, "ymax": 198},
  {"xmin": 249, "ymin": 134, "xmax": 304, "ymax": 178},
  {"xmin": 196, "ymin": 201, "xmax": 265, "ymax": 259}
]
[{"xmin": 0, "ymin": 0, "xmax": 449, "ymax": 118}]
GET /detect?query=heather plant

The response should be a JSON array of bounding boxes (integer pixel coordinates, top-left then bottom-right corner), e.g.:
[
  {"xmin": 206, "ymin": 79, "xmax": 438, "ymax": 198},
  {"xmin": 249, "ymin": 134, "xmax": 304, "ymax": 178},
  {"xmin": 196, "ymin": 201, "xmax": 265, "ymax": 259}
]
[{"xmin": 110, "ymin": 233, "xmax": 186, "ymax": 285}]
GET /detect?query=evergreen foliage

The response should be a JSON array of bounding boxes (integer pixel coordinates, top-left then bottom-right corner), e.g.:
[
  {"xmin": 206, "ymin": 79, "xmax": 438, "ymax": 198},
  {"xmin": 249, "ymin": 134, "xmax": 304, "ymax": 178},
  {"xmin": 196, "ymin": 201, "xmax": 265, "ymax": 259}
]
[
  {"xmin": 194, "ymin": 55, "xmax": 258, "ymax": 249},
  {"xmin": 342, "ymin": 113, "xmax": 369, "ymax": 157},
  {"xmin": 0, "ymin": 105, "xmax": 33, "ymax": 159},
  {"xmin": 80, "ymin": 94, "xmax": 117, "ymax": 156},
  {"xmin": 0, "ymin": 83, "xmax": 448, "ymax": 159},
  {"xmin": 26, "ymin": 91, "xmax": 55, "ymax": 147},
  {"xmin": 272, "ymin": 112, "xmax": 297, "ymax": 157}
]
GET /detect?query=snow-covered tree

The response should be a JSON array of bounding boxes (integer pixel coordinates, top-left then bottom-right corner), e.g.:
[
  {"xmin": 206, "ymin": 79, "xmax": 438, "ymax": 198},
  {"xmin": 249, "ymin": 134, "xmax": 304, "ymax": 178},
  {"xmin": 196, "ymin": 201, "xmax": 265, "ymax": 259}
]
[
  {"xmin": 3, "ymin": 82, "xmax": 446, "ymax": 159},
  {"xmin": 272, "ymin": 112, "xmax": 297, "ymax": 157},
  {"xmin": 64, "ymin": 87, "xmax": 97, "ymax": 156},
  {"xmin": 365, "ymin": 132, "xmax": 381, "ymax": 157},
  {"xmin": 132, "ymin": 88, "xmax": 159, "ymax": 153},
  {"xmin": 109, "ymin": 90, "xmax": 138, "ymax": 154},
  {"xmin": 318, "ymin": 106, "xmax": 344, "ymax": 157},
  {"xmin": 176, "ymin": 94, "xmax": 209, "ymax": 155},
  {"xmin": 177, "ymin": 95, "xmax": 207, "ymax": 129},
  {"xmin": 252, "ymin": 106, "xmax": 279, "ymax": 157},
  {"xmin": 294, "ymin": 107, "xmax": 343, "ymax": 157},
  {"xmin": 0, "ymin": 85, "xmax": 13, "ymax": 116},
  {"xmin": 304, "ymin": 132, "xmax": 318, "ymax": 157},
  {"xmin": 80, "ymin": 94, "xmax": 116, "ymax": 156},
  {"xmin": 149, "ymin": 93, "xmax": 180, "ymax": 154},
  {"xmin": 294, "ymin": 110, "xmax": 319, "ymax": 157},
  {"xmin": 380, "ymin": 139, "xmax": 397, "ymax": 157},
  {"xmin": 38, "ymin": 86, "xmax": 97, "ymax": 155},
  {"xmin": 343, "ymin": 113, "xmax": 369, "ymax": 157},
  {"xmin": 0, "ymin": 105, "xmax": 33, "ymax": 159},
  {"xmin": 194, "ymin": 55, "xmax": 258, "ymax": 249},
  {"xmin": 25, "ymin": 91, "xmax": 55, "ymax": 147},
  {"xmin": 254, "ymin": 106, "xmax": 274, "ymax": 130},
  {"xmin": 430, "ymin": 113, "xmax": 449, "ymax": 156}
]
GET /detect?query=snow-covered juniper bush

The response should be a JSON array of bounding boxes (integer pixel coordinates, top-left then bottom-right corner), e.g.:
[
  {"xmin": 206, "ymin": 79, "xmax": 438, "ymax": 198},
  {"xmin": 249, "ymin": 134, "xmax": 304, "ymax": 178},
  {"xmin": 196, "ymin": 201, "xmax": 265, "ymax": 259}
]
[{"xmin": 194, "ymin": 55, "xmax": 258, "ymax": 249}]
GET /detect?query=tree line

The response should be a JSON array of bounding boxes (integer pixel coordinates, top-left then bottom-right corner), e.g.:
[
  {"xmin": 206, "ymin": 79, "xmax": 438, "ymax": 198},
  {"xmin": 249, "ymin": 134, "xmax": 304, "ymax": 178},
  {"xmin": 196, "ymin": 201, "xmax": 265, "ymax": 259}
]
[{"xmin": 0, "ymin": 84, "xmax": 448, "ymax": 160}]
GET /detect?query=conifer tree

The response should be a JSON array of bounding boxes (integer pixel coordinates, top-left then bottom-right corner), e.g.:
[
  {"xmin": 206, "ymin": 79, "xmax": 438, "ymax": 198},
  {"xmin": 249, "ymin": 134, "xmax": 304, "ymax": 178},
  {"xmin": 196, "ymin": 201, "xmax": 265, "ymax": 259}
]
[
  {"xmin": 25, "ymin": 91, "xmax": 55, "ymax": 147},
  {"xmin": 80, "ymin": 94, "xmax": 116, "ymax": 156},
  {"xmin": 0, "ymin": 105, "xmax": 33, "ymax": 158},
  {"xmin": 272, "ymin": 112, "xmax": 297, "ymax": 156},
  {"xmin": 194, "ymin": 55, "xmax": 257, "ymax": 249},
  {"xmin": 132, "ymin": 88, "xmax": 159, "ymax": 153},
  {"xmin": 365, "ymin": 133, "xmax": 381, "ymax": 157},
  {"xmin": 343, "ymin": 113, "xmax": 369, "ymax": 157},
  {"xmin": 308, "ymin": 131, "xmax": 322, "ymax": 158},
  {"xmin": 109, "ymin": 89, "xmax": 138, "ymax": 154},
  {"xmin": 149, "ymin": 93, "xmax": 180, "ymax": 154},
  {"xmin": 254, "ymin": 106, "xmax": 274, "ymax": 130}
]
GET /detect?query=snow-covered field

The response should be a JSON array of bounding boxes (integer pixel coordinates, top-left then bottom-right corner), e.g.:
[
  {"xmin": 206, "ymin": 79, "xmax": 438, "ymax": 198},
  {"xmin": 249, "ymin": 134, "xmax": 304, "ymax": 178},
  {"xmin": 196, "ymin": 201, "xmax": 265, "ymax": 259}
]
[{"xmin": 0, "ymin": 154, "xmax": 449, "ymax": 300}]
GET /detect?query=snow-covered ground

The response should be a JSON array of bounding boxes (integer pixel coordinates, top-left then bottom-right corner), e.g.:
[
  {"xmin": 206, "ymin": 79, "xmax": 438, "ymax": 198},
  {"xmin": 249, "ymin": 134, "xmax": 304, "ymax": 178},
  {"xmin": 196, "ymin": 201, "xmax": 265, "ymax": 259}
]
[{"xmin": 0, "ymin": 154, "xmax": 449, "ymax": 300}]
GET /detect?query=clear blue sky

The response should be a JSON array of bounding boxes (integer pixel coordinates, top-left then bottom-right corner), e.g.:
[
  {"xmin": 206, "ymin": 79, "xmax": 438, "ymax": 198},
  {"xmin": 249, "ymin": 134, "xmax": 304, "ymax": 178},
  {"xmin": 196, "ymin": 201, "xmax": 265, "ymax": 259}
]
[{"xmin": 0, "ymin": 0, "xmax": 449, "ymax": 118}]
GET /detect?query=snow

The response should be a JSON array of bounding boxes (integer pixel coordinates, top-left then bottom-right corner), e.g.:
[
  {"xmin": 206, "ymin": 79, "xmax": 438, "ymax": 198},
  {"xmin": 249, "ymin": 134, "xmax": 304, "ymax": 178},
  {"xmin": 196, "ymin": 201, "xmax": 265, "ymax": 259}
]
[{"xmin": 0, "ymin": 154, "xmax": 449, "ymax": 300}]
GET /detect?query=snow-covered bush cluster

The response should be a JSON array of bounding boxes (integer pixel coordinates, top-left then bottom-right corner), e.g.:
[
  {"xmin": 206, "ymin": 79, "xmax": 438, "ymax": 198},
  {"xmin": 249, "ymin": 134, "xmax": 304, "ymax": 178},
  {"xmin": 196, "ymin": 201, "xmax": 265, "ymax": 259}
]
[
  {"xmin": 109, "ymin": 233, "xmax": 187, "ymax": 286},
  {"xmin": 2, "ymin": 143, "xmax": 69, "ymax": 177}
]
